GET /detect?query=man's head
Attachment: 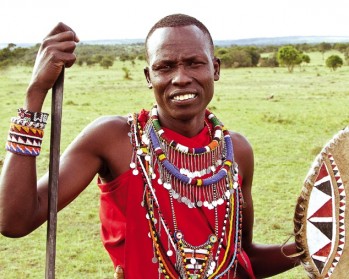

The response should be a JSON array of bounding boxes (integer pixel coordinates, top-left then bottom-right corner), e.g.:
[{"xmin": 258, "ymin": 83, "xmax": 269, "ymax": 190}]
[
  {"xmin": 145, "ymin": 14, "xmax": 214, "ymax": 60},
  {"xmin": 143, "ymin": 14, "xmax": 220, "ymax": 129}
]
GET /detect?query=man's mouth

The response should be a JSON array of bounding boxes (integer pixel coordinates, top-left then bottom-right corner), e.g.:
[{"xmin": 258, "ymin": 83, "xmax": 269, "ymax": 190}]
[{"xmin": 172, "ymin": 93, "xmax": 196, "ymax": 101}]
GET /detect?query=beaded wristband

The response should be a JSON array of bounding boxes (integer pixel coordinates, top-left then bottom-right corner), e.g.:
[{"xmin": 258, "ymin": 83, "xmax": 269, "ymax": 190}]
[
  {"xmin": 11, "ymin": 117, "xmax": 46, "ymax": 129},
  {"xmin": 17, "ymin": 108, "xmax": 49, "ymax": 124},
  {"xmin": 6, "ymin": 142, "xmax": 41, "ymax": 156},
  {"xmin": 8, "ymin": 130, "xmax": 43, "ymax": 146},
  {"xmin": 9, "ymin": 123, "xmax": 44, "ymax": 136},
  {"xmin": 5, "ymin": 109, "xmax": 48, "ymax": 156}
]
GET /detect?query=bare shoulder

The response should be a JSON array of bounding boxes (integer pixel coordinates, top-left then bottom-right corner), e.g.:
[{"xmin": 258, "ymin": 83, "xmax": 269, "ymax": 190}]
[
  {"xmin": 76, "ymin": 115, "xmax": 130, "ymax": 145},
  {"xmin": 229, "ymin": 131, "xmax": 253, "ymax": 159},
  {"xmin": 81, "ymin": 114, "xmax": 131, "ymax": 153},
  {"xmin": 66, "ymin": 114, "xmax": 132, "ymax": 179},
  {"xmin": 85, "ymin": 115, "xmax": 129, "ymax": 133}
]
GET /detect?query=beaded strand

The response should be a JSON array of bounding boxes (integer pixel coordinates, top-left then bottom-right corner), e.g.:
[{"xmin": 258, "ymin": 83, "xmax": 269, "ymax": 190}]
[
  {"xmin": 5, "ymin": 108, "xmax": 48, "ymax": 156},
  {"xmin": 150, "ymin": 106, "xmax": 223, "ymax": 155},
  {"xmin": 128, "ymin": 110, "xmax": 243, "ymax": 278}
]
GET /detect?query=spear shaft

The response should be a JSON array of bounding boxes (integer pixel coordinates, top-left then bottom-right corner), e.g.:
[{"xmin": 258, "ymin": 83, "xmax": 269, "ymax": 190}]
[{"xmin": 45, "ymin": 67, "xmax": 65, "ymax": 279}]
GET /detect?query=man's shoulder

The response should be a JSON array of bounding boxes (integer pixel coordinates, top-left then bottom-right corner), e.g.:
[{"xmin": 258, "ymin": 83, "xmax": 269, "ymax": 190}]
[
  {"xmin": 83, "ymin": 115, "xmax": 130, "ymax": 139},
  {"xmin": 228, "ymin": 130, "xmax": 254, "ymax": 156},
  {"xmin": 229, "ymin": 130, "xmax": 251, "ymax": 146},
  {"xmin": 91, "ymin": 114, "xmax": 130, "ymax": 128}
]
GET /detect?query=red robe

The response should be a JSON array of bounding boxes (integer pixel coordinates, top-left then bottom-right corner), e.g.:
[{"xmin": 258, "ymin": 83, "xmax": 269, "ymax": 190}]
[{"xmin": 98, "ymin": 112, "xmax": 255, "ymax": 278}]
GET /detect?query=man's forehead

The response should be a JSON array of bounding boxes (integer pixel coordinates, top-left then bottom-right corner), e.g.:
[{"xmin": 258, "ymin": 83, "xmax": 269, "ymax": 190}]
[{"xmin": 147, "ymin": 25, "xmax": 210, "ymax": 51}]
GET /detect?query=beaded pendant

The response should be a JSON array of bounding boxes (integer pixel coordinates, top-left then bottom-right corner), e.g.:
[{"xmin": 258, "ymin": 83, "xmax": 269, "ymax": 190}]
[{"xmin": 175, "ymin": 232, "xmax": 217, "ymax": 278}]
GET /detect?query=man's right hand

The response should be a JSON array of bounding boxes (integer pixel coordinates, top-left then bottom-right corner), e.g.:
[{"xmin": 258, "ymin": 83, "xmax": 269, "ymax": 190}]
[{"xmin": 26, "ymin": 22, "xmax": 79, "ymax": 111}]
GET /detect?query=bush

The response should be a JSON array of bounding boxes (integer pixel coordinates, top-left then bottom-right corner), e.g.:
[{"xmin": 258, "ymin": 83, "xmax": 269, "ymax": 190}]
[
  {"xmin": 326, "ymin": 55, "xmax": 343, "ymax": 71},
  {"xmin": 100, "ymin": 56, "xmax": 114, "ymax": 69},
  {"xmin": 277, "ymin": 46, "xmax": 302, "ymax": 73},
  {"xmin": 259, "ymin": 53, "xmax": 279, "ymax": 67}
]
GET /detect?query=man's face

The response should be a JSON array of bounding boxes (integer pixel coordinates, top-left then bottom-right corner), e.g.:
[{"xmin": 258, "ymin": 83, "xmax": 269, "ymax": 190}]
[{"xmin": 144, "ymin": 25, "xmax": 220, "ymax": 123}]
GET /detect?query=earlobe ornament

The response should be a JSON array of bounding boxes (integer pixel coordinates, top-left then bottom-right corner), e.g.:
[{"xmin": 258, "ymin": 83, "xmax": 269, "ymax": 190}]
[{"xmin": 148, "ymin": 83, "xmax": 153, "ymax": 89}]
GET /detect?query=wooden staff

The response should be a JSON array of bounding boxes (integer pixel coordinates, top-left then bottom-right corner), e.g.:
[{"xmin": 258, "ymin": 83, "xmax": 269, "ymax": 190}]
[{"xmin": 45, "ymin": 67, "xmax": 65, "ymax": 279}]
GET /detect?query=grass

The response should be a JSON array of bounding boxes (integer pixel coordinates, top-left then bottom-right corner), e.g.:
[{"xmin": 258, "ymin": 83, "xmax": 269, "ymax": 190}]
[{"xmin": 1, "ymin": 52, "xmax": 349, "ymax": 278}]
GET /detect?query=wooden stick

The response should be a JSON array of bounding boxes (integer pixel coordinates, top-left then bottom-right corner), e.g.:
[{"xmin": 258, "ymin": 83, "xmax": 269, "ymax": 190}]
[{"xmin": 45, "ymin": 67, "xmax": 65, "ymax": 279}]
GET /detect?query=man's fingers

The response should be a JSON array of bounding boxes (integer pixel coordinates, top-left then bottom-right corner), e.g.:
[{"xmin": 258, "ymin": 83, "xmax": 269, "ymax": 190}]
[
  {"xmin": 51, "ymin": 51, "xmax": 77, "ymax": 68},
  {"xmin": 39, "ymin": 38, "xmax": 77, "ymax": 68},
  {"xmin": 114, "ymin": 266, "xmax": 124, "ymax": 279},
  {"xmin": 46, "ymin": 22, "xmax": 79, "ymax": 42}
]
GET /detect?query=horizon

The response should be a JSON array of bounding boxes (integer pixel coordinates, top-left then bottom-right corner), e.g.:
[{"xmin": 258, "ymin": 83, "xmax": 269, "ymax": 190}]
[
  {"xmin": 1, "ymin": 0, "xmax": 348, "ymax": 45},
  {"xmin": 2, "ymin": 35, "xmax": 349, "ymax": 49}
]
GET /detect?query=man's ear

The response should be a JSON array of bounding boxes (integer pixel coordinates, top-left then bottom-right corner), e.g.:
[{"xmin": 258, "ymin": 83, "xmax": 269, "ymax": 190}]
[
  {"xmin": 144, "ymin": 67, "xmax": 152, "ymax": 89},
  {"xmin": 213, "ymin": 57, "xmax": 221, "ymax": 81}
]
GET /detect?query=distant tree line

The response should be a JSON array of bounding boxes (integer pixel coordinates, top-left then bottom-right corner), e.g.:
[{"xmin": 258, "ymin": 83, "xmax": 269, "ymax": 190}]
[
  {"xmin": 1, "ymin": 41, "xmax": 349, "ymax": 71},
  {"xmin": 0, "ymin": 43, "xmax": 39, "ymax": 68}
]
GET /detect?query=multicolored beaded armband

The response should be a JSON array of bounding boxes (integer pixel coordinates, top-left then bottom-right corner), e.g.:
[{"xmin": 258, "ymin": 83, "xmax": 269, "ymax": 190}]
[{"xmin": 5, "ymin": 108, "xmax": 48, "ymax": 156}]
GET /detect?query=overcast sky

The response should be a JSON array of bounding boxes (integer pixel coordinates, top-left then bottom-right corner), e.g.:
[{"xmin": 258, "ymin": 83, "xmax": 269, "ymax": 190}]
[{"xmin": 1, "ymin": 0, "xmax": 348, "ymax": 44}]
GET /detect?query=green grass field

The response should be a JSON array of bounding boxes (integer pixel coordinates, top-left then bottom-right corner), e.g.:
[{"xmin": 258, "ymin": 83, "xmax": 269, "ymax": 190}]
[{"xmin": 1, "ymin": 51, "xmax": 349, "ymax": 278}]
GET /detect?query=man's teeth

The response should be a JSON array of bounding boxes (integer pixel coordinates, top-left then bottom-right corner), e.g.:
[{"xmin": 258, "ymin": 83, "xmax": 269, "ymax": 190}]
[{"xmin": 173, "ymin": 94, "xmax": 196, "ymax": 101}]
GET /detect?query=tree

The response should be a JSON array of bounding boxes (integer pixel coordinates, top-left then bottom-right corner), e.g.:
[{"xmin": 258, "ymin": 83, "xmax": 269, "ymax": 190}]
[
  {"xmin": 326, "ymin": 55, "xmax": 343, "ymax": 71},
  {"xmin": 219, "ymin": 53, "xmax": 234, "ymax": 68},
  {"xmin": 244, "ymin": 46, "xmax": 261, "ymax": 66},
  {"xmin": 0, "ymin": 44, "xmax": 20, "ymax": 68},
  {"xmin": 122, "ymin": 67, "xmax": 132, "ymax": 79},
  {"xmin": 230, "ymin": 49, "xmax": 252, "ymax": 67},
  {"xmin": 277, "ymin": 46, "xmax": 302, "ymax": 73},
  {"xmin": 344, "ymin": 47, "xmax": 349, "ymax": 65},
  {"xmin": 259, "ymin": 53, "xmax": 279, "ymax": 67},
  {"xmin": 100, "ymin": 56, "xmax": 114, "ymax": 69},
  {"xmin": 333, "ymin": 43, "xmax": 349, "ymax": 53},
  {"xmin": 301, "ymin": 54, "xmax": 310, "ymax": 64},
  {"xmin": 318, "ymin": 42, "xmax": 332, "ymax": 60}
]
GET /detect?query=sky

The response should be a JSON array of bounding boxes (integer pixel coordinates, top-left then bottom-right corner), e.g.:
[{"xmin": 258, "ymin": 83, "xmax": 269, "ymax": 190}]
[{"xmin": 1, "ymin": 0, "xmax": 348, "ymax": 44}]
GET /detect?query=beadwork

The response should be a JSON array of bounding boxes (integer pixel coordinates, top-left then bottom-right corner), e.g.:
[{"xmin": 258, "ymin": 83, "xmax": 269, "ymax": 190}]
[
  {"xmin": 141, "ymin": 106, "xmax": 239, "ymax": 208},
  {"xmin": 5, "ymin": 109, "xmax": 47, "ymax": 156},
  {"xmin": 17, "ymin": 108, "xmax": 49, "ymax": 124},
  {"xmin": 150, "ymin": 106, "xmax": 224, "ymax": 155},
  {"xmin": 128, "ymin": 108, "xmax": 243, "ymax": 278}
]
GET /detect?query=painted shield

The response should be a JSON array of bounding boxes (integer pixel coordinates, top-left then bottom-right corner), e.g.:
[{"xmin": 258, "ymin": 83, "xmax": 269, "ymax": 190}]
[{"xmin": 294, "ymin": 127, "xmax": 349, "ymax": 279}]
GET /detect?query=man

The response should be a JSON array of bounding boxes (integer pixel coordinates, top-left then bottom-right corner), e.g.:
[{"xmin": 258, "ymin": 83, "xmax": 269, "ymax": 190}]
[{"xmin": 0, "ymin": 14, "xmax": 299, "ymax": 278}]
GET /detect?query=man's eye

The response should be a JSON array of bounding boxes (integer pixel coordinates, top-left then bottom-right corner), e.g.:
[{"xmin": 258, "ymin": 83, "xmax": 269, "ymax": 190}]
[
  {"xmin": 190, "ymin": 61, "xmax": 204, "ymax": 67},
  {"xmin": 157, "ymin": 65, "xmax": 172, "ymax": 71}
]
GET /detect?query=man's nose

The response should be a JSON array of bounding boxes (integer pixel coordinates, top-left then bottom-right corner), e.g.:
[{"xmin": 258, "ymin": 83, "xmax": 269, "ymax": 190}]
[{"xmin": 172, "ymin": 65, "xmax": 192, "ymax": 86}]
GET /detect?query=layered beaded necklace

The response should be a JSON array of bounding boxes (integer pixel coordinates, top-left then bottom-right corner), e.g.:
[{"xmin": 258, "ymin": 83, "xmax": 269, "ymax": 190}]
[{"xmin": 128, "ymin": 106, "xmax": 243, "ymax": 278}]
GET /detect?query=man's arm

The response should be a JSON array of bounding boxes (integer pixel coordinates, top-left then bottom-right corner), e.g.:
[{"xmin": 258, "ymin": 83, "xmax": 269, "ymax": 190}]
[
  {"xmin": 232, "ymin": 132, "xmax": 300, "ymax": 278},
  {"xmin": 0, "ymin": 22, "xmax": 99, "ymax": 237},
  {"xmin": 0, "ymin": 123, "xmax": 104, "ymax": 237}
]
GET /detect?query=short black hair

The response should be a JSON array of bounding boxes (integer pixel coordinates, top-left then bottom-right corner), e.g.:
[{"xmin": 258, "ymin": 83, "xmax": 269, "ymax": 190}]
[{"xmin": 145, "ymin": 14, "xmax": 214, "ymax": 55}]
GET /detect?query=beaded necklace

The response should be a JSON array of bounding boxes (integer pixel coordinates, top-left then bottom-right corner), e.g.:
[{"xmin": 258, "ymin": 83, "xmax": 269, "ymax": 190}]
[
  {"xmin": 128, "ymin": 108, "xmax": 243, "ymax": 278},
  {"xmin": 142, "ymin": 106, "xmax": 239, "ymax": 209}
]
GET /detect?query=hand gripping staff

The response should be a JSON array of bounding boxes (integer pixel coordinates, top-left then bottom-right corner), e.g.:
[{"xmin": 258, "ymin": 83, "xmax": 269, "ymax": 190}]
[{"xmin": 45, "ymin": 67, "xmax": 65, "ymax": 279}]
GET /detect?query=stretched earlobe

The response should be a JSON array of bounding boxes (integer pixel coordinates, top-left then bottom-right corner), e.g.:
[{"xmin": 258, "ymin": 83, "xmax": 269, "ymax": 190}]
[
  {"xmin": 214, "ymin": 57, "xmax": 221, "ymax": 81},
  {"xmin": 144, "ymin": 67, "xmax": 152, "ymax": 89}
]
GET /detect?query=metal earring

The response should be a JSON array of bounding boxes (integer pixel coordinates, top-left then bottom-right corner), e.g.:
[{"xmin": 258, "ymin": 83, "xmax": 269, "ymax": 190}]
[{"xmin": 148, "ymin": 83, "xmax": 153, "ymax": 89}]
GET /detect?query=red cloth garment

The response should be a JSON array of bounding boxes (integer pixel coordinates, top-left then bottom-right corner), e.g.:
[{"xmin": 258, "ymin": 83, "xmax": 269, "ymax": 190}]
[{"xmin": 98, "ymin": 111, "xmax": 256, "ymax": 278}]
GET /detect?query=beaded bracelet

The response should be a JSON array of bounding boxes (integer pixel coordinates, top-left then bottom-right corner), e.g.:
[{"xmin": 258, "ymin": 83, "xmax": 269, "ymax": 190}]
[
  {"xmin": 11, "ymin": 117, "xmax": 46, "ymax": 129},
  {"xmin": 17, "ymin": 108, "xmax": 49, "ymax": 124},
  {"xmin": 6, "ymin": 141, "xmax": 41, "ymax": 156},
  {"xmin": 5, "ymin": 108, "xmax": 48, "ymax": 156}
]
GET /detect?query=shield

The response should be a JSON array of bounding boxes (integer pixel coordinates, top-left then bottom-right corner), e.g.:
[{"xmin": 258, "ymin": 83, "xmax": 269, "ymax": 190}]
[{"xmin": 294, "ymin": 127, "xmax": 349, "ymax": 278}]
